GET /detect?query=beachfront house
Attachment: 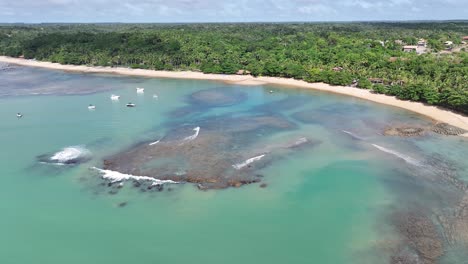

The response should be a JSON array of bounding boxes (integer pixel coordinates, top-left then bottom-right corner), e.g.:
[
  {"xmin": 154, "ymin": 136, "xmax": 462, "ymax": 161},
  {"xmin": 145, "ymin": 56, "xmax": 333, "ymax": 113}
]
[
  {"xmin": 391, "ymin": 80, "xmax": 405, "ymax": 86},
  {"xmin": 417, "ymin": 38, "xmax": 427, "ymax": 47},
  {"xmin": 463, "ymin": 36, "xmax": 468, "ymax": 41},
  {"xmin": 403, "ymin": 44, "xmax": 427, "ymax": 55},
  {"xmin": 368, "ymin": 78, "xmax": 384, "ymax": 85},
  {"xmin": 403, "ymin": 45, "xmax": 417, "ymax": 52},
  {"xmin": 236, "ymin": 69, "xmax": 251, "ymax": 75},
  {"xmin": 444, "ymin": 41, "xmax": 453, "ymax": 50}
]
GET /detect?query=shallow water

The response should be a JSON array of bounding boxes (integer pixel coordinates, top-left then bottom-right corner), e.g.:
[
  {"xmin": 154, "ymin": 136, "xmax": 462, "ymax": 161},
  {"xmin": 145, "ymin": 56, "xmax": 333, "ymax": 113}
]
[{"xmin": 0, "ymin": 66, "xmax": 467, "ymax": 264}]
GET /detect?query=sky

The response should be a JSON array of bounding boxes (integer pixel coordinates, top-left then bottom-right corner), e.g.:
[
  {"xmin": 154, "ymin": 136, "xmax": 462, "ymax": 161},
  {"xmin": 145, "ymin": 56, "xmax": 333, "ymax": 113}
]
[{"xmin": 0, "ymin": 0, "xmax": 467, "ymax": 23}]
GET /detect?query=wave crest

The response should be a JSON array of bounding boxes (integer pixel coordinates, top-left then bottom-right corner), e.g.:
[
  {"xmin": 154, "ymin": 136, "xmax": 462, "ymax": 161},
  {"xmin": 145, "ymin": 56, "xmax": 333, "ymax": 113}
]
[
  {"xmin": 183, "ymin": 127, "xmax": 200, "ymax": 142},
  {"xmin": 372, "ymin": 144, "xmax": 420, "ymax": 166},
  {"xmin": 233, "ymin": 154, "xmax": 266, "ymax": 170},
  {"xmin": 92, "ymin": 167, "xmax": 178, "ymax": 185}
]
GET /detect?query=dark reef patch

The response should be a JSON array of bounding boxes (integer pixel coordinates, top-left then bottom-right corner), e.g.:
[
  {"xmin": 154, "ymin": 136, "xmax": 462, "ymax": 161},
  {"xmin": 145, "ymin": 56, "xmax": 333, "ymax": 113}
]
[
  {"xmin": 197, "ymin": 113, "xmax": 296, "ymax": 134},
  {"xmin": 253, "ymin": 95, "xmax": 311, "ymax": 112},
  {"xmin": 188, "ymin": 87, "xmax": 247, "ymax": 107},
  {"xmin": 317, "ymin": 102, "xmax": 371, "ymax": 115},
  {"xmin": 167, "ymin": 87, "xmax": 248, "ymax": 118},
  {"xmin": 291, "ymin": 108, "xmax": 351, "ymax": 128}
]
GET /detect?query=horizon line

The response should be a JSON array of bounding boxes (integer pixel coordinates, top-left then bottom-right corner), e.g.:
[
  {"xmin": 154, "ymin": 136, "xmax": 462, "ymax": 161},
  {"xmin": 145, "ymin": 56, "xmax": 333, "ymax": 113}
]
[{"xmin": 1, "ymin": 19, "xmax": 468, "ymax": 25}]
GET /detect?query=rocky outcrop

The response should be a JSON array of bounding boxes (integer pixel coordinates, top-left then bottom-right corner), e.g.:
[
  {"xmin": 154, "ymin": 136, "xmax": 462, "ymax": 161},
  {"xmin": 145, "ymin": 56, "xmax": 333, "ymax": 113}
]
[
  {"xmin": 383, "ymin": 122, "xmax": 466, "ymax": 137},
  {"xmin": 431, "ymin": 123, "xmax": 466, "ymax": 136},
  {"xmin": 384, "ymin": 126, "xmax": 426, "ymax": 137}
]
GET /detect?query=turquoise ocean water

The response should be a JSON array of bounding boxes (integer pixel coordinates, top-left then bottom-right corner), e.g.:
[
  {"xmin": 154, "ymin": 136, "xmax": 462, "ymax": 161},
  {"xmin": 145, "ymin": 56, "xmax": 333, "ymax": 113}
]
[{"xmin": 0, "ymin": 66, "xmax": 467, "ymax": 263}]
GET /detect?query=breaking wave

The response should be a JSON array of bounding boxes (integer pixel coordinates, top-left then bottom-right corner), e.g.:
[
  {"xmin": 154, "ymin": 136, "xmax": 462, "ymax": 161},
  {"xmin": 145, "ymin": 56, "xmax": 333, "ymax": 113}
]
[
  {"xmin": 372, "ymin": 144, "xmax": 421, "ymax": 166},
  {"xmin": 91, "ymin": 167, "xmax": 178, "ymax": 185},
  {"xmin": 183, "ymin": 127, "xmax": 200, "ymax": 142},
  {"xmin": 342, "ymin": 130, "xmax": 364, "ymax": 140},
  {"xmin": 148, "ymin": 140, "xmax": 160, "ymax": 146},
  {"xmin": 39, "ymin": 146, "xmax": 91, "ymax": 165},
  {"xmin": 233, "ymin": 154, "xmax": 266, "ymax": 170}
]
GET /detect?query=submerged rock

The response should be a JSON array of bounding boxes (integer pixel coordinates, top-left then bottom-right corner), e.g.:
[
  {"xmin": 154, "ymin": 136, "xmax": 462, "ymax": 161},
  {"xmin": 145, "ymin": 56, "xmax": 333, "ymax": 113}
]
[
  {"xmin": 392, "ymin": 211, "xmax": 444, "ymax": 263},
  {"xmin": 0, "ymin": 62, "xmax": 16, "ymax": 71},
  {"xmin": 108, "ymin": 190, "xmax": 118, "ymax": 195},
  {"xmin": 437, "ymin": 192, "xmax": 468, "ymax": 247},
  {"xmin": 390, "ymin": 248, "xmax": 421, "ymax": 264}
]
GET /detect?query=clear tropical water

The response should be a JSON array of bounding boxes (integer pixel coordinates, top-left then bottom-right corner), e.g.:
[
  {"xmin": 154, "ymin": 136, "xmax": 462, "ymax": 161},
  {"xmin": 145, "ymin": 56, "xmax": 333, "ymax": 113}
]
[{"xmin": 1, "ymin": 66, "xmax": 467, "ymax": 264}]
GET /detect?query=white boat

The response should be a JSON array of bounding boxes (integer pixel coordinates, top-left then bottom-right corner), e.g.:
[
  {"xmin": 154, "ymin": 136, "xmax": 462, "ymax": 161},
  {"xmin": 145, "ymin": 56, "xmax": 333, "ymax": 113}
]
[
  {"xmin": 110, "ymin": 94, "xmax": 120, "ymax": 100},
  {"xmin": 136, "ymin": 88, "xmax": 145, "ymax": 93},
  {"xmin": 126, "ymin": 103, "xmax": 136, "ymax": 107},
  {"xmin": 153, "ymin": 94, "xmax": 159, "ymax": 99},
  {"xmin": 16, "ymin": 113, "xmax": 23, "ymax": 118},
  {"xmin": 88, "ymin": 104, "xmax": 96, "ymax": 110}
]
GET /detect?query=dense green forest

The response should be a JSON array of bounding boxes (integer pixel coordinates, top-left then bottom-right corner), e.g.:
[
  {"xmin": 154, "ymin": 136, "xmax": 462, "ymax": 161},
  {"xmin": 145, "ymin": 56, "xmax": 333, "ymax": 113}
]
[{"xmin": 1, "ymin": 22, "xmax": 467, "ymax": 113}]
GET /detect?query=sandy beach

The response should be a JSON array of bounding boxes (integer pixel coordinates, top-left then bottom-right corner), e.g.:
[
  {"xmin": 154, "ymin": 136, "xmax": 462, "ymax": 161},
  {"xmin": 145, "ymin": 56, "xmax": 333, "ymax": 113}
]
[{"xmin": 1, "ymin": 56, "xmax": 467, "ymax": 136}]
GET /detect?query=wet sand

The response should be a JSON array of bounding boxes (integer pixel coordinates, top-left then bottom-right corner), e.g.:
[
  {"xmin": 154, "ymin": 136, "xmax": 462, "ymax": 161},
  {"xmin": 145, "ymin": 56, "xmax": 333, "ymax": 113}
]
[{"xmin": 1, "ymin": 56, "xmax": 467, "ymax": 136}]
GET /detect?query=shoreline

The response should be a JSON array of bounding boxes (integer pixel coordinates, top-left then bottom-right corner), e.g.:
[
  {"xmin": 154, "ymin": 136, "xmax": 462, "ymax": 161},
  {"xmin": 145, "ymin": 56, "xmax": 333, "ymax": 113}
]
[{"xmin": 1, "ymin": 56, "xmax": 467, "ymax": 136}]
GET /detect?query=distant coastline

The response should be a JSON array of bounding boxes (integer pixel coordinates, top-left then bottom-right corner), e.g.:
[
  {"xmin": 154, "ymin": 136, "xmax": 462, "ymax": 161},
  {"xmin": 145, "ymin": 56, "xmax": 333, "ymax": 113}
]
[{"xmin": 1, "ymin": 56, "xmax": 467, "ymax": 137}]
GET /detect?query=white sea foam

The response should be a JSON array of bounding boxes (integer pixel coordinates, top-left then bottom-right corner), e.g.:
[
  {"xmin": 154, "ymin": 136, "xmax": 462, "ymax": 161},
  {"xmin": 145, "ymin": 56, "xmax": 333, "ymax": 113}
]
[
  {"xmin": 50, "ymin": 146, "xmax": 90, "ymax": 164},
  {"xmin": 148, "ymin": 140, "xmax": 160, "ymax": 146},
  {"xmin": 372, "ymin": 144, "xmax": 420, "ymax": 166},
  {"xmin": 91, "ymin": 167, "xmax": 178, "ymax": 185},
  {"xmin": 233, "ymin": 154, "xmax": 266, "ymax": 170},
  {"xmin": 183, "ymin": 127, "xmax": 200, "ymax": 142},
  {"xmin": 342, "ymin": 130, "xmax": 364, "ymax": 140}
]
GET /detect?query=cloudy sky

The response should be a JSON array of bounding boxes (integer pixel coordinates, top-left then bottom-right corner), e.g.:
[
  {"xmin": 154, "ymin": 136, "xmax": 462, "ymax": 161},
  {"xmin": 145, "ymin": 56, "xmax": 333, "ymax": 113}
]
[{"xmin": 0, "ymin": 0, "xmax": 466, "ymax": 23}]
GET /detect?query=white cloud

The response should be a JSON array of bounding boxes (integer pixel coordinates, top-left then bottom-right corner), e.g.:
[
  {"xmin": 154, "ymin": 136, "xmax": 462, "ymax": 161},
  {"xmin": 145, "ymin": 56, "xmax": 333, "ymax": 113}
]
[{"xmin": 298, "ymin": 4, "xmax": 336, "ymax": 15}]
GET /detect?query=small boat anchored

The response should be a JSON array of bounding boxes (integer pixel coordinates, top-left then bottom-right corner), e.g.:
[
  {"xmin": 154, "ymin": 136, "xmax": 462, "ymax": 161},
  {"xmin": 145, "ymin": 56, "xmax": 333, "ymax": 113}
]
[
  {"xmin": 88, "ymin": 104, "xmax": 96, "ymax": 110},
  {"xmin": 126, "ymin": 103, "xmax": 136, "ymax": 107},
  {"xmin": 110, "ymin": 94, "xmax": 120, "ymax": 100},
  {"xmin": 136, "ymin": 87, "xmax": 145, "ymax": 93},
  {"xmin": 153, "ymin": 94, "xmax": 159, "ymax": 99},
  {"xmin": 16, "ymin": 113, "xmax": 23, "ymax": 118}
]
